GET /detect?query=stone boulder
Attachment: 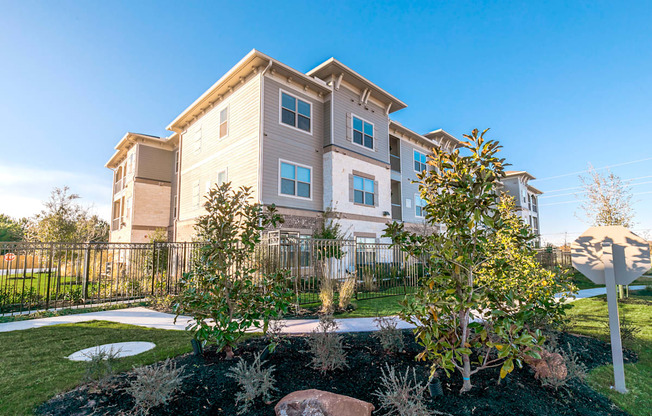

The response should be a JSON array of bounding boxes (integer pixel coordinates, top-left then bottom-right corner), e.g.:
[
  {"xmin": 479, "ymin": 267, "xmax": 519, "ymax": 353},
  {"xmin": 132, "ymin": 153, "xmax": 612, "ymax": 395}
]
[
  {"xmin": 275, "ymin": 389, "xmax": 374, "ymax": 416},
  {"xmin": 524, "ymin": 349, "xmax": 568, "ymax": 380}
]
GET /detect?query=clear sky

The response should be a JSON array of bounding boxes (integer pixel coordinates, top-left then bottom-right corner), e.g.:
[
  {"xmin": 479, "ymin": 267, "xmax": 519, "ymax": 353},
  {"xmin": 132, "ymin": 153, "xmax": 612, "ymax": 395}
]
[{"xmin": 1, "ymin": 0, "xmax": 650, "ymax": 244}]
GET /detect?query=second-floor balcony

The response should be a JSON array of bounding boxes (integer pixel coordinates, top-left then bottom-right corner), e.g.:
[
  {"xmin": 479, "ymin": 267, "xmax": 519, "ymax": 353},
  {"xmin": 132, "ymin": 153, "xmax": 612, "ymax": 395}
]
[
  {"xmin": 114, "ymin": 177, "xmax": 125, "ymax": 194},
  {"xmin": 390, "ymin": 154, "xmax": 401, "ymax": 172},
  {"xmin": 111, "ymin": 216, "xmax": 123, "ymax": 231}
]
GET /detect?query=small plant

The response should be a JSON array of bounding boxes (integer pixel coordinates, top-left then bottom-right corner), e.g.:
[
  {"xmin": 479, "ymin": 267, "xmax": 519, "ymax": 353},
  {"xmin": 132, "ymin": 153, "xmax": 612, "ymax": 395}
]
[
  {"xmin": 338, "ymin": 274, "xmax": 356, "ymax": 310},
  {"xmin": 603, "ymin": 315, "xmax": 641, "ymax": 343},
  {"xmin": 373, "ymin": 363, "xmax": 431, "ymax": 416},
  {"xmin": 126, "ymin": 358, "xmax": 186, "ymax": 415},
  {"xmin": 362, "ymin": 267, "xmax": 377, "ymax": 292},
  {"xmin": 373, "ymin": 316, "xmax": 405, "ymax": 353},
  {"xmin": 265, "ymin": 318, "xmax": 287, "ymax": 354},
  {"xmin": 83, "ymin": 347, "xmax": 121, "ymax": 386},
  {"xmin": 305, "ymin": 315, "xmax": 348, "ymax": 373},
  {"xmin": 319, "ymin": 276, "xmax": 335, "ymax": 314},
  {"xmin": 227, "ymin": 351, "xmax": 277, "ymax": 415}
]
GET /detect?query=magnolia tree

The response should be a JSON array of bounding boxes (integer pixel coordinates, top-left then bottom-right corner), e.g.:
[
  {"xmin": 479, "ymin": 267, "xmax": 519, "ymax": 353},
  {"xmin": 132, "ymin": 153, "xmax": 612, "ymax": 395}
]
[
  {"xmin": 175, "ymin": 183, "xmax": 293, "ymax": 359},
  {"xmin": 384, "ymin": 129, "xmax": 575, "ymax": 392}
]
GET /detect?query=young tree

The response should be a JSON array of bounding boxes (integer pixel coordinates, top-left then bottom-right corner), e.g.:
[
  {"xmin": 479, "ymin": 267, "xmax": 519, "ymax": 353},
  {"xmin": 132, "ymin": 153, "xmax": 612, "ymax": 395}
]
[
  {"xmin": 0, "ymin": 214, "xmax": 26, "ymax": 242},
  {"xmin": 577, "ymin": 165, "xmax": 634, "ymax": 228},
  {"xmin": 384, "ymin": 129, "xmax": 574, "ymax": 392},
  {"xmin": 174, "ymin": 182, "xmax": 293, "ymax": 359},
  {"xmin": 28, "ymin": 186, "xmax": 109, "ymax": 242}
]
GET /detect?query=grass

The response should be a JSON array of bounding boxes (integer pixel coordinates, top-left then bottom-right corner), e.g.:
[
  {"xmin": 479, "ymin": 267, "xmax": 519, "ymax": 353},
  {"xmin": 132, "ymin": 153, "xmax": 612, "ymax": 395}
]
[
  {"xmin": 566, "ymin": 289, "xmax": 652, "ymax": 416},
  {"xmin": 0, "ymin": 320, "xmax": 193, "ymax": 415}
]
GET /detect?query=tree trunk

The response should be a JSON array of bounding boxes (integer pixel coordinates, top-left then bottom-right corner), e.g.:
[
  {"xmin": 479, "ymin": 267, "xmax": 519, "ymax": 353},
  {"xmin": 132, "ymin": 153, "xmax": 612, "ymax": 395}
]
[
  {"xmin": 459, "ymin": 307, "xmax": 473, "ymax": 393},
  {"xmin": 224, "ymin": 345, "xmax": 234, "ymax": 360}
]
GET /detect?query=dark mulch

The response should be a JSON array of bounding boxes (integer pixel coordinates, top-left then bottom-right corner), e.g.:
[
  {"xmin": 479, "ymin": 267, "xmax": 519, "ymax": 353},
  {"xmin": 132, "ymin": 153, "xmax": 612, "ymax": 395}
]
[{"xmin": 38, "ymin": 331, "xmax": 636, "ymax": 416}]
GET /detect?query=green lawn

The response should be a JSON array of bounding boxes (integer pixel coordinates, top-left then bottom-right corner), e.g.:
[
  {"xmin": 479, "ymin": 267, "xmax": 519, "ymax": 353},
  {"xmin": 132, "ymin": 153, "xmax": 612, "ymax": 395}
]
[
  {"xmin": 566, "ymin": 290, "xmax": 652, "ymax": 416},
  {"xmin": 571, "ymin": 271, "xmax": 652, "ymax": 290},
  {"xmin": 0, "ymin": 321, "xmax": 193, "ymax": 416}
]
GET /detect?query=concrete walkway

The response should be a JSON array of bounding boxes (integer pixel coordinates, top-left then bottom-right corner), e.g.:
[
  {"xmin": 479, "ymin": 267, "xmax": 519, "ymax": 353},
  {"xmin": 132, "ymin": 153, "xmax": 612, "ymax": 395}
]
[{"xmin": 0, "ymin": 286, "xmax": 645, "ymax": 334}]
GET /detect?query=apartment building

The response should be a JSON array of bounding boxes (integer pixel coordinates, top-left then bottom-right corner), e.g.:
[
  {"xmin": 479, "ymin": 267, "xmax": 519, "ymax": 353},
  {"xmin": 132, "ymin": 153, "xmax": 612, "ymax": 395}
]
[
  {"xmin": 106, "ymin": 49, "xmax": 540, "ymax": 244},
  {"xmin": 501, "ymin": 171, "xmax": 542, "ymax": 238}
]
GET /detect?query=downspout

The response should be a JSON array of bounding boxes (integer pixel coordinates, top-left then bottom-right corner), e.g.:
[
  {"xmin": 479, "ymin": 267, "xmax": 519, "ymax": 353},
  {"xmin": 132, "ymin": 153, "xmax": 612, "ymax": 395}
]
[
  {"xmin": 174, "ymin": 134, "xmax": 183, "ymax": 241},
  {"xmin": 258, "ymin": 59, "xmax": 273, "ymax": 229}
]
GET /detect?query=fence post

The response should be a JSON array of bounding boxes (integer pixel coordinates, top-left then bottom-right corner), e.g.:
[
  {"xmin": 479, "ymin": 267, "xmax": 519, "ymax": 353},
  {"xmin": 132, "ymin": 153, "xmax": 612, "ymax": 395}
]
[
  {"xmin": 82, "ymin": 243, "xmax": 91, "ymax": 300},
  {"xmin": 151, "ymin": 242, "xmax": 157, "ymax": 295}
]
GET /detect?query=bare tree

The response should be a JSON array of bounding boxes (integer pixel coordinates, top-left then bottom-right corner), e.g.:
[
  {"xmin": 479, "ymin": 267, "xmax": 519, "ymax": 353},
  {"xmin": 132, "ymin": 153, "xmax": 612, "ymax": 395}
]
[{"xmin": 576, "ymin": 165, "xmax": 634, "ymax": 228}]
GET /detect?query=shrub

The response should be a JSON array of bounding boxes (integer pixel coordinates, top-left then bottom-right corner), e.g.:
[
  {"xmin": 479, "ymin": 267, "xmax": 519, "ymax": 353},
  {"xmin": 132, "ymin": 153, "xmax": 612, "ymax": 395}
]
[
  {"xmin": 264, "ymin": 318, "xmax": 287, "ymax": 354},
  {"xmin": 174, "ymin": 183, "xmax": 293, "ymax": 359},
  {"xmin": 305, "ymin": 315, "xmax": 347, "ymax": 373},
  {"xmin": 227, "ymin": 351, "xmax": 277, "ymax": 415},
  {"xmin": 338, "ymin": 274, "xmax": 356, "ymax": 309},
  {"xmin": 373, "ymin": 316, "xmax": 405, "ymax": 353},
  {"xmin": 319, "ymin": 275, "xmax": 335, "ymax": 314},
  {"xmin": 537, "ymin": 344, "xmax": 587, "ymax": 389},
  {"xmin": 361, "ymin": 266, "xmax": 377, "ymax": 292},
  {"xmin": 385, "ymin": 129, "xmax": 577, "ymax": 392},
  {"xmin": 603, "ymin": 315, "xmax": 641, "ymax": 343},
  {"xmin": 372, "ymin": 363, "xmax": 431, "ymax": 416},
  {"xmin": 126, "ymin": 358, "xmax": 186, "ymax": 415},
  {"xmin": 83, "ymin": 347, "xmax": 121, "ymax": 385}
]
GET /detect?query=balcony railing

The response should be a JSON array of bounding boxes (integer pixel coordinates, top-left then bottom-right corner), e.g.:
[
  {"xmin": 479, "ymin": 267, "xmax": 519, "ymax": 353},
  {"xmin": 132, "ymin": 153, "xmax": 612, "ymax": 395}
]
[
  {"xmin": 111, "ymin": 217, "xmax": 123, "ymax": 231},
  {"xmin": 391, "ymin": 204, "xmax": 402, "ymax": 221},
  {"xmin": 114, "ymin": 178, "xmax": 124, "ymax": 194},
  {"xmin": 390, "ymin": 155, "xmax": 401, "ymax": 172}
]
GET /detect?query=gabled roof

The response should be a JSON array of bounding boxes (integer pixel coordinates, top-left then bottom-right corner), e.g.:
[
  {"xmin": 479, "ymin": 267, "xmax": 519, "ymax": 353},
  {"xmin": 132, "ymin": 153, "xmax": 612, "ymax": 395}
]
[
  {"xmin": 504, "ymin": 170, "xmax": 536, "ymax": 180},
  {"xmin": 167, "ymin": 49, "xmax": 332, "ymax": 133},
  {"xmin": 527, "ymin": 184, "xmax": 543, "ymax": 195},
  {"xmin": 424, "ymin": 129, "xmax": 463, "ymax": 149},
  {"xmin": 307, "ymin": 58, "xmax": 407, "ymax": 114},
  {"xmin": 105, "ymin": 132, "xmax": 176, "ymax": 169}
]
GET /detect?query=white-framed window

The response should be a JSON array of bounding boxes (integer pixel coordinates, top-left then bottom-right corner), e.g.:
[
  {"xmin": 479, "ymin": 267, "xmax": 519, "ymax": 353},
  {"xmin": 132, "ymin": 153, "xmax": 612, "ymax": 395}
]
[
  {"xmin": 127, "ymin": 152, "xmax": 135, "ymax": 176},
  {"xmin": 415, "ymin": 194, "xmax": 426, "ymax": 217},
  {"xmin": 192, "ymin": 181, "xmax": 200, "ymax": 208},
  {"xmin": 353, "ymin": 175, "xmax": 375, "ymax": 206},
  {"xmin": 173, "ymin": 195, "xmax": 177, "ymax": 219},
  {"xmin": 280, "ymin": 90, "xmax": 311, "ymax": 133},
  {"xmin": 352, "ymin": 115, "xmax": 374, "ymax": 149},
  {"xmin": 219, "ymin": 106, "xmax": 229, "ymax": 138},
  {"xmin": 174, "ymin": 151, "xmax": 179, "ymax": 173},
  {"xmin": 414, "ymin": 150, "xmax": 427, "ymax": 172},
  {"xmin": 279, "ymin": 160, "xmax": 311, "ymax": 199},
  {"xmin": 194, "ymin": 128, "xmax": 202, "ymax": 154},
  {"xmin": 217, "ymin": 168, "xmax": 228, "ymax": 186}
]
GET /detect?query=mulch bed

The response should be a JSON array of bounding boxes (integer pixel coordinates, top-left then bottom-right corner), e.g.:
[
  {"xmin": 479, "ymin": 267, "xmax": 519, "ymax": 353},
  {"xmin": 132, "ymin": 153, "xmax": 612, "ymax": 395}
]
[{"xmin": 38, "ymin": 331, "xmax": 636, "ymax": 416}]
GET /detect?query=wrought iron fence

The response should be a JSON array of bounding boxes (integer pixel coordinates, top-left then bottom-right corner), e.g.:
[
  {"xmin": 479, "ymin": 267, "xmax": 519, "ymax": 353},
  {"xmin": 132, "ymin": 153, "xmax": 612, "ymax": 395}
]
[
  {"xmin": 1, "ymin": 239, "xmax": 424, "ymax": 315},
  {"xmin": 535, "ymin": 248, "xmax": 572, "ymax": 270}
]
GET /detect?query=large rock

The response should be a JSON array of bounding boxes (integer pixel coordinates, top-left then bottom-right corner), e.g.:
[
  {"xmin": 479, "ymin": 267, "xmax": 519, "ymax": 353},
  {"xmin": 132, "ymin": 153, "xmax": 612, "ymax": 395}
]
[
  {"xmin": 524, "ymin": 349, "xmax": 568, "ymax": 380},
  {"xmin": 275, "ymin": 389, "xmax": 374, "ymax": 416}
]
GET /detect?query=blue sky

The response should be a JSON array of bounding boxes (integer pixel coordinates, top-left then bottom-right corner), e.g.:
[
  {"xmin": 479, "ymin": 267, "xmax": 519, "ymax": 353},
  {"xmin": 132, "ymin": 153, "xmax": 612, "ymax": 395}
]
[{"xmin": 1, "ymin": 0, "xmax": 650, "ymax": 244}]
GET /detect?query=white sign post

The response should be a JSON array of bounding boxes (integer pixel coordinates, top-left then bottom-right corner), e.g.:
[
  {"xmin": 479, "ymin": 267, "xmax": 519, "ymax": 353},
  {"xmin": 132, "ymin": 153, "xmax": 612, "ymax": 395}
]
[{"xmin": 571, "ymin": 225, "xmax": 651, "ymax": 394}]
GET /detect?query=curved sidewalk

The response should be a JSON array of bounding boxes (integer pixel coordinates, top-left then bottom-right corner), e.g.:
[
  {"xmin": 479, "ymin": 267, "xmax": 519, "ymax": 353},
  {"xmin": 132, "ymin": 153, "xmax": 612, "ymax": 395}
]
[{"xmin": 0, "ymin": 286, "xmax": 645, "ymax": 334}]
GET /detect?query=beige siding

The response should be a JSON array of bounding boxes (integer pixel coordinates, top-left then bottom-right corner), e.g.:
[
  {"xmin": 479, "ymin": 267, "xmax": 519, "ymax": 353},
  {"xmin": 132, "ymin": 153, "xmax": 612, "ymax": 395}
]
[
  {"xmin": 261, "ymin": 76, "xmax": 324, "ymax": 212},
  {"xmin": 132, "ymin": 182, "xmax": 172, "ymax": 228},
  {"xmin": 137, "ymin": 145, "xmax": 174, "ymax": 182},
  {"xmin": 177, "ymin": 73, "xmax": 261, "ymax": 229},
  {"xmin": 332, "ymin": 82, "xmax": 390, "ymax": 164}
]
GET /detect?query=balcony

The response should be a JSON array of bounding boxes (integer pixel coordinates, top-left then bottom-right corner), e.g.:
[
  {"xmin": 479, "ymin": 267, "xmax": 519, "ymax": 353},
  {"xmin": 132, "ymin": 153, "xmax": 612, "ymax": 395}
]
[
  {"xmin": 389, "ymin": 136, "xmax": 401, "ymax": 172},
  {"xmin": 391, "ymin": 180, "xmax": 402, "ymax": 221},
  {"xmin": 390, "ymin": 155, "xmax": 401, "ymax": 172},
  {"xmin": 114, "ymin": 177, "xmax": 124, "ymax": 194},
  {"xmin": 111, "ymin": 217, "xmax": 123, "ymax": 231}
]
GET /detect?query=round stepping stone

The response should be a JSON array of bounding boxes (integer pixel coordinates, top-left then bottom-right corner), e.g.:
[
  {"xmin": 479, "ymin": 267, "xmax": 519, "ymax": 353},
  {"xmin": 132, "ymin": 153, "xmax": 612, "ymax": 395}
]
[{"xmin": 67, "ymin": 341, "xmax": 156, "ymax": 361}]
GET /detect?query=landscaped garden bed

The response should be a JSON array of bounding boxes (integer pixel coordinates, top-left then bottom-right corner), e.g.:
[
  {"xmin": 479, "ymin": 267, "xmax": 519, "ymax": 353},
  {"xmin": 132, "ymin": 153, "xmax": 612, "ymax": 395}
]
[{"xmin": 38, "ymin": 329, "xmax": 636, "ymax": 416}]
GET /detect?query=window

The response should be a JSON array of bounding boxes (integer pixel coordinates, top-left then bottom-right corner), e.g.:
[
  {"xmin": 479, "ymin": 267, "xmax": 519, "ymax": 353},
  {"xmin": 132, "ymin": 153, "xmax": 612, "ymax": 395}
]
[
  {"xmin": 414, "ymin": 150, "xmax": 427, "ymax": 172},
  {"xmin": 353, "ymin": 175, "xmax": 375, "ymax": 206},
  {"xmin": 280, "ymin": 161, "xmax": 311, "ymax": 199},
  {"xmin": 356, "ymin": 236, "xmax": 377, "ymax": 265},
  {"xmin": 192, "ymin": 181, "xmax": 200, "ymax": 208},
  {"xmin": 280, "ymin": 91, "xmax": 311, "ymax": 133},
  {"xmin": 126, "ymin": 197, "xmax": 132, "ymax": 219},
  {"xmin": 352, "ymin": 116, "xmax": 373, "ymax": 149},
  {"xmin": 415, "ymin": 194, "xmax": 426, "ymax": 217},
  {"xmin": 217, "ymin": 169, "xmax": 228, "ymax": 186},
  {"xmin": 127, "ymin": 153, "xmax": 135, "ymax": 175},
  {"xmin": 173, "ymin": 195, "xmax": 177, "ymax": 219},
  {"xmin": 174, "ymin": 151, "xmax": 179, "ymax": 173},
  {"xmin": 219, "ymin": 107, "xmax": 228, "ymax": 138}
]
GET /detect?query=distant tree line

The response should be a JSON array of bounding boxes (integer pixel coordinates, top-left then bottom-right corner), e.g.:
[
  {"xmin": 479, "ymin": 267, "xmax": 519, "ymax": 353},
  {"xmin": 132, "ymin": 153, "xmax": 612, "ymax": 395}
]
[{"xmin": 0, "ymin": 186, "xmax": 109, "ymax": 243}]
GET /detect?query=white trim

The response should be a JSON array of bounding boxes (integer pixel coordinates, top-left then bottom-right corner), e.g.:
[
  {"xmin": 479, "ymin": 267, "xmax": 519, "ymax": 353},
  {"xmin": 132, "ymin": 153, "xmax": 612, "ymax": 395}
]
[
  {"xmin": 278, "ymin": 88, "xmax": 313, "ymax": 136},
  {"xmin": 350, "ymin": 113, "xmax": 375, "ymax": 151},
  {"xmin": 218, "ymin": 104, "xmax": 229, "ymax": 140},
  {"xmin": 278, "ymin": 158, "xmax": 313, "ymax": 201}
]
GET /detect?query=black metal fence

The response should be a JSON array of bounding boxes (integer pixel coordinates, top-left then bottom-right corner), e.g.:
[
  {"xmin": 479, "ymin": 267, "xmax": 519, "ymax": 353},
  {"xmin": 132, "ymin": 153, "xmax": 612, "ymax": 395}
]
[
  {"xmin": 535, "ymin": 248, "xmax": 572, "ymax": 270},
  {"xmin": 1, "ymin": 239, "xmax": 425, "ymax": 315}
]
